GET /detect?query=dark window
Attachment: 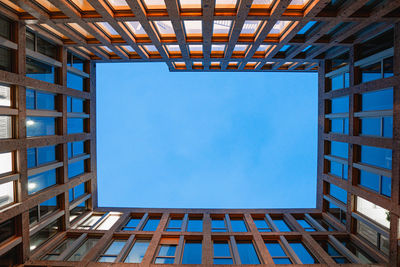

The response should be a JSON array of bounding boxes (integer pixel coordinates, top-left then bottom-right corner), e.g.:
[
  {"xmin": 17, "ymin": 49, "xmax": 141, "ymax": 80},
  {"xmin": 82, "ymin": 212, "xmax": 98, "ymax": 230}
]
[
  {"xmin": 142, "ymin": 218, "xmax": 160, "ymax": 231},
  {"xmin": 68, "ymin": 160, "xmax": 85, "ymax": 179},
  {"xmin": 69, "ymin": 201, "xmax": 87, "ymax": 222},
  {"xmin": 28, "ymin": 169, "xmax": 57, "ymax": 195},
  {"xmin": 326, "ymin": 201, "xmax": 346, "ymax": 225},
  {"xmin": 124, "ymin": 239, "xmax": 150, "ymax": 263},
  {"xmin": 313, "ymin": 217, "xmax": 336, "ymax": 231},
  {"xmin": 317, "ymin": 240, "xmax": 349, "ymax": 263},
  {"xmin": 29, "ymin": 196, "xmax": 58, "ymax": 225},
  {"xmin": 213, "ymin": 241, "xmax": 234, "ymax": 264},
  {"xmin": 181, "ymin": 241, "xmax": 202, "ymax": 264},
  {"xmin": 187, "ymin": 218, "xmax": 202, "ymax": 232},
  {"xmin": 26, "ymin": 116, "xmax": 56, "ymax": 137},
  {"xmin": 0, "ymin": 16, "xmax": 11, "ymax": 39},
  {"xmin": 237, "ymin": 241, "xmax": 260, "ymax": 264},
  {"xmin": 42, "ymin": 237, "xmax": 77, "ymax": 260},
  {"xmin": 29, "ymin": 219, "xmax": 60, "ymax": 251},
  {"xmin": 37, "ymin": 35, "xmax": 57, "ymax": 59},
  {"xmin": 26, "ymin": 57, "xmax": 55, "ymax": 84},
  {"xmin": 0, "ymin": 217, "xmax": 15, "ymax": 244},
  {"xmin": 340, "ymin": 239, "xmax": 377, "ymax": 264},
  {"xmin": 356, "ymin": 220, "xmax": 389, "ymax": 255},
  {"xmin": 0, "ymin": 244, "xmax": 19, "ymax": 266},
  {"xmin": 0, "ymin": 46, "xmax": 12, "ymax": 72},
  {"xmin": 265, "ymin": 241, "xmax": 292, "ymax": 264}
]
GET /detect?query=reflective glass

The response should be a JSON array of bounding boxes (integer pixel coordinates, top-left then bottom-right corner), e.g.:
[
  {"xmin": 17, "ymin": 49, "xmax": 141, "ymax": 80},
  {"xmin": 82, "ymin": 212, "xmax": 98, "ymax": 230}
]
[
  {"xmin": 36, "ymin": 91, "xmax": 55, "ymax": 110},
  {"xmin": 273, "ymin": 219, "xmax": 292, "ymax": 232},
  {"xmin": 330, "ymin": 184, "xmax": 347, "ymax": 203},
  {"xmin": 29, "ymin": 219, "xmax": 59, "ymax": 251},
  {"xmin": 331, "ymin": 96, "xmax": 349, "ymax": 113},
  {"xmin": 67, "ymin": 238, "xmax": 98, "ymax": 261},
  {"xmin": 213, "ymin": 242, "xmax": 231, "ymax": 257},
  {"xmin": 68, "ymin": 160, "xmax": 85, "ymax": 178},
  {"xmin": 361, "ymin": 118, "xmax": 381, "ymax": 136},
  {"xmin": 27, "ymin": 148, "xmax": 36, "ymax": 168},
  {"xmin": 187, "ymin": 219, "xmax": 202, "ymax": 232},
  {"xmin": 230, "ymin": 219, "xmax": 247, "ymax": 232},
  {"xmin": 361, "ymin": 62, "xmax": 381, "ymax": 83},
  {"xmin": 67, "ymin": 118, "xmax": 84, "ymax": 134},
  {"xmin": 0, "ymin": 181, "xmax": 14, "ymax": 208},
  {"xmin": 237, "ymin": 242, "xmax": 260, "ymax": 264},
  {"xmin": 291, "ymin": 242, "xmax": 317, "ymax": 263},
  {"xmin": 361, "ymin": 88, "xmax": 393, "ymax": 111},
  {"xmin": 0, "ymin": 47, "xmax": 12, "ymax": 72},
  {"xmin": 123, "ymin": 218, "xmax": 141, "ymax": 230},
  {"xmin": 182, "ymin": 242, "xmax": 202, "ymax": 264},
  {"xmin": 330, "ymin": 141, "xmax": 348, "ymax": 159},
  {"xmin": 383, "ymin": 117, "xmax": 393, "ymax": 137},
  {"xmin": 28, "ymin": 169, "xmax": 57, "ymax": 194},
  {"xmin": 360, "ymin": 145, "xmax": 392, "ymax": 169},
  {"xmin": 67, "ymin": 72, "xmax": 85, "ymax": 91},
  {"xmin": 37, "ymin": 145, "xmax": 56, "ymax": 165},
  {"xmin": 26, "ymin": 58, "xmax": 55, "ymax": 83},
  {"xmin": 142, "ymin": 218, "xmax": 160, "ymax": 231},
  {"xmin": 359, "ymin": 170, "xmax": 379, "ymax": 194},
  {"xmin": 26, "ymin": 117, "xmax": 55, "ymax": 137}
]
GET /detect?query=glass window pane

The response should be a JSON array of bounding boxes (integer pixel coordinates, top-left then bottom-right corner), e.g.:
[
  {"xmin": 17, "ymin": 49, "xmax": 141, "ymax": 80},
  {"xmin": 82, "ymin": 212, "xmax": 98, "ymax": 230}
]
[
  {"xmin": 273, "ymin": 219, "xmax": 292, "ymax": 232},
  {"xmin": 297, "ymin": 219, "xmax": 315, "ymax": 231},
  {"xmin": 96, "ymin": 214, "xmax": 121, "ymax": 230},
  {"xmin": 360, "ymin": 145, "xmax": 392, "ymax": 169},
  {"xmin": 67, "ymin": 118, "xmax": 84, "ymax": 134},
  {"xmin": 381, "ymin": 176, "xmax": 391, "ymax": 197},
  {"xmin": 290, "ymin": 242, "xmax": 318, "ymax": 264},
  {"xmin": 158, "ymin": 245, "xmax": 176, "ymax": 256},
  {"xmin": 37, "ymin": 36, "xmax": 57, "ymax": 59},
  {"xmin": 37, "ymin": 145, "xmax": 56, "ymax": 165},
  {"xmin": 0, "ymin": 152, "xmax": 12, "ymax": 175},
  {"xmin": 0, "ymin": 84, "xmax": 11, "ymax": 107},
  {"xmin": 361, "ymin": 62, "xmax": 381, "ymax": 83},
  {"xmin": 124, "ymin": 218, "xmax": 141, "ymax": 230},
  {"xmin": 29, "ymin": 219, "xmax": 59, "ymax": 251},
  {"xmin": 331, "ymin": 74, "xmax": 343, "ymax": 90},
  {"xmin": 0, "ymin": 47, "xmax": 12, "ymax": 72},
  {"xmin": 359, "ymin": 170, "xmax": 379, "ymax": 193},
  {"xmin": 214, "ymin": 258, "xmax": 233, "ymax": 264},
  {"xmin": 142, "ymin": 218, "xmax": 160, "ymax": 231},
  {"xmin": 237, "ymin": 242, "xmax": 260, "ymax": 264},
  {"xmin": 67, "ymin": 72, "xmax": 85, "ymax": 91},
  {"xmin": 103, "ymin": 240, "xmax": 126, "ymax": 256},
  {"xmin": 68, "ymin": 160, "xmax": 85, "ymax": 178},
  {"xmin": 40, "ymin": 196, "xmax": 58, "ymax": 218},
  {"xmin": 213, "ymin": 242, "xmax": 231, "ymax": 257},
  {"xmin": 0, "ymin": 116, "xmax": 11, "ymax": 139},
  {"xmin": 361, "ymin": 118, "xmax": 381, "ymax": 136},
  {"xmin": 71, "ymin": 98, "xmax": 84, "ymax": 113},
  {"xmin": 273, "ymin": 258, "xmax": 292, "ymax": 264},
  {"xmin": 230, "ymin": 219, "xmax": 247, "ymax": 232},
  {"xmin": 26, "ymin": 57, "xmax": 55, "ymax": 83},
  {"xmin": 265, "ymin": 242, "xmax": 286, "ymax": 257},
  {"xmin": 182, "ymin": 242, "xmax": 202, "ymax": 264},
  {"xmin": 383, "ymin": 117, "xmax": 393, "ymax": 137},
  {"xmin": 361, "ymin": 88, "xmax": 393, "ymax": 111},
  {"xmin": 329, "ymin": 184, "xmax": 347, "ymax": 203},
  {"xmin": 67, "ymin": 238, "xmax": 98, "ymax": 261},
  {"xmin": 26, "ymin": 117, "xmax": 55, "ymax": 137},
  {"xmin": 383, "ymin": 57, "xmax": 393, "ymax": 78},
  {"xmin": 331, "ymin": 96, "xmax": 349, "ymax": 113},
  {"xmin": 28, "ymin": 169, "xmax": 57, "ymax": 195},
  {"xmin": 36, "ymin": 91, "xmax": 55, "ymax": 110},
  {"xmin": 356, "ymin": 196, "xmax": 390, "ymax": 228},
  {"xmin": 187, "ymin": 219, "xmax": 202, "ymax": 232},
  {"xmin": 0, "ymin": 181, "xmax": 14, "ymax": 208},
  {"xmin": 166, "ymin": 218, "xmax": 182, "ymax": 230}
]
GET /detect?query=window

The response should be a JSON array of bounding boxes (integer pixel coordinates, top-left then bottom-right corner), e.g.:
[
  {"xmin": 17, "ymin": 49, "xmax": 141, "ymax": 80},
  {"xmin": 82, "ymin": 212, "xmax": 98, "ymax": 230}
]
[
  {"xmin": 317, "ymin": 240, "xmax": 349, "ymax": 263},
  {"xmin": 181, "ymin": 241, "xmax": 202, "ymax": 264},
  {"xmin": 0, "ymin": 152, "xmax": 12, "ymax": 176},
  {"xmin": 0, "ymin": 46, "xmax": 12, "ymax": 72},
  {"xmin": 360, "ymin": 117, "xmax": 392, "ymax": 138},
  {"xmin": 330, "ymin": 72, "xmax": 349, "ymax": 90},
  {"xmin": 326, "ymin": 200, "xmax": 346, "ymax": 225},
  {"xmin": 69, "ymin": 200, "xmax": 87, "ymax": 222},
  {"xmin": 265, "ymin": 241, "xmax": 292, "ymax": 264},
  {"xmin": 360, "ymin": 145, "xmax": 392, "ymax": 170},
  {"xmin": 67, "ymin": 237, "xmax": 99, "ymax": 261},
  {"xmin": 29, "ymin": 196, "xmax": 58, "ymax": 226},
  {"xmin": 26, "ymin": 117, "xmax": 56, "ymax": 137},
  {"xmin": 340, "ymin": 239, "xmax": 377, "ymax": 264},
  {"xmin": 26, "ymin": 30, "xmax": 57, "ymax": 59},
  {"xmin": 290, "ymin": 242, "xmax": 318, "ymax": 264},
  {"xmin": 0, "ymin": 84, "xmax": 11, "ymax": 107},
  {"xmin": 356, "ymin": 197, "xmax": 390, "ymax": 229},
  {"xmin": 330, "ymin": 118, "xmax": 348, "ymax": 134},
  {"xmin": 26, "ymin": 89, "xmax": 55, "ymax": 110},
  {"xmin": 213, "ymin": 241, "xmax": 234, "ymax": 264},
  {"xmin": 124, "ymin": 239, "xmax": 150, "ymax": 263},
  {"xmin": 313, "ymin": 217, "xmax": 336, "ymax": 231},
  {"xmin": 27, "ymin": 145, "xmax": 56, "ymax": 168},
  {"xmin": 360, "ymin": 56, "xmax": 393, "ymax": 83},
  {"xmin": 166, "ymin": 217, "xmax": 182, "ymax": 231},
  {"xmin": 122, "ymin": 217, "xmax": 142, "ymax": 231},
  {"xmin": 67, "ymin": 118, "xmax": 84, "ymax": 134},
  {"xmin": 69, "ymin": 182, "xmax": 85, "ymax": 202},
  {"xmin": 273, "ymin": 219, "xmax": 292, "ymax": 232},
  {"xmin": 230, "ymin": 217, "xmax": 247, "ymax": 232},
  {"xmin": 237, "ymin": 241, "xmax": 260, "ymax": 264},
  {"xmin": 0, "ymin": 180, "xmax": 14, "ymax": 208},
  {"xmin": 98, "ymin": 239, "xmax": 127, "ymax": 262},
  {"xmin": 361, "ymin": 88, "xmax": 393, "ymax": 111},
  {"xmin": 42, "ymin": 237, "xmax": 77, "ymax": 260},
  {"xmin": 329, "ymin": 184, "xmax": 347, "ymax": 204},
  {"xmin": 29, "ymin": 219, "xmax": 60, "ymax": 251},
  {"xmin": 330, "ymin": 141, "xmax": 348, "ymax": 159},
  {"xmin": 0, "ymin": 217, "xmax": 15, "ymax": 244},
  {"xmin": 26, "ymin": 57, "xmax": 55, "ymax": 83},
  {"xmin": 76, "ymin": 214, "xmax": 103, "ymax": 229},
  {"xmin": 297, "ymin": 219, "xmax": 316, "ymax": 232},
  {"xmin": 67, "ymin": 97, "xmax": 84, "ymax": 113},
  {"xmin": 68, "ymin": 141, "xmax": 85, "ymax": 158},
  {"xmin": 95, "ymin": 213, "xmax": 121, "ymax": 230},
  {"xmin": 187, "ymin": 217, "xmax": 202, "ymax": 232},
  {"xmin": 155, "ymin": 244, "xmax": 177, "ymax": 263},
  {"xmin": 359, "ymin": 170, "xmax": 391, "ymax": 197},
  {"xmin": 330, "ymin": 96, "xmax": 349, "ymax": 114},
  {"xmin": 68, "ymin": 160, "xmax": 85, "ymax": 178},
  {"xmin": 328, "ymin": 159, "xmax": 348, "ymax": 180},
  {"xmin": 142, "ymin": 217, "xmax": 160, "ymax": 231},
  {"xmin": 356, "ymin": 220, "xmax": 389, "ymax": 255},
  {"xmin": 253, "ymin": 217, "xmax": 273, "ymax": 232},
  {"xmin": 212, "ymin": 218, "xmax": 227, "ymax": 232},
  {"xmin": 28, "ymin": 169, "xmax": 57, "ymax": 195},
  {"xmin": 67, "ymin": 72, "xmax": 86, "ymax": 91},
  {"xmin": 0, "ymin": 115, "xmax": 12, "ymax": 139},
  {"xmin": 67, "ymin": 51, "xmax": 84, "ymax": 71},
  {"xmin": 0, "ymin": 16, "xmax": 11, "ymax": 39}
]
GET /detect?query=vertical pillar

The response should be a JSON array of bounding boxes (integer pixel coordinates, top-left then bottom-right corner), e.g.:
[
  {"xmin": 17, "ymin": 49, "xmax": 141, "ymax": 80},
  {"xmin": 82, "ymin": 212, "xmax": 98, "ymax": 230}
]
[{"xmin": 88, "ymin": 62, "xmax": 98, "ymax": 209}]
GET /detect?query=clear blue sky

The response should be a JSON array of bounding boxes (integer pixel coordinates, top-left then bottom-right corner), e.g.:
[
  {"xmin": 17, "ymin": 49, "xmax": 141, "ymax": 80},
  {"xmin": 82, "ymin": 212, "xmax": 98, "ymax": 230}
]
[{"xmin": 97, "ymin": 63, "xmax": 318, "ymax": 209}]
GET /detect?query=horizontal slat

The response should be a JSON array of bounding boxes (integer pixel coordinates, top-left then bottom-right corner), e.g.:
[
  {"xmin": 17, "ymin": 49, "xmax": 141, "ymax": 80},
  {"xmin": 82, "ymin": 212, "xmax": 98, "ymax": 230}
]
[
  {"xmin": 354, "ymin": 110, "xmax": 393, "ymax": 118},
  {"xmin": 353, "ymin": 162, "xmax": 391, "ymax": 177},
  {"xmin": 26, "ymin": 49, "xmax": 62, "ymax": 68},
  {"xmin": 67, "ymin": 66, "xmax": 90, "ymax": 78},
  {"xmin": 27, "ymin": 161, "xmax": 63, "ymax": 177},
  {"xmin": 26, "ymin": 109, "xmax": 62, "ymax": 117}
]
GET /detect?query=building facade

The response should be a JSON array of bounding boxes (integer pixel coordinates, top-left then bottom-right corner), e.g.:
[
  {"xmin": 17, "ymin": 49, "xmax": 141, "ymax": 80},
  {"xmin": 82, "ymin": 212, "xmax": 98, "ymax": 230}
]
[{"xmin": 0, "ymin": 0, "xmax": 399, "ymax": 266}]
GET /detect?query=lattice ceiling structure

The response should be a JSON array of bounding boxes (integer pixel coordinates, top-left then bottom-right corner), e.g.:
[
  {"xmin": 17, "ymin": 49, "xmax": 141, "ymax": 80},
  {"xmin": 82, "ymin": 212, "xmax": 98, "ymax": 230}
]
[{"xmin": 1, "ymin": 0, "xmax": 399, "ymax": 71}]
